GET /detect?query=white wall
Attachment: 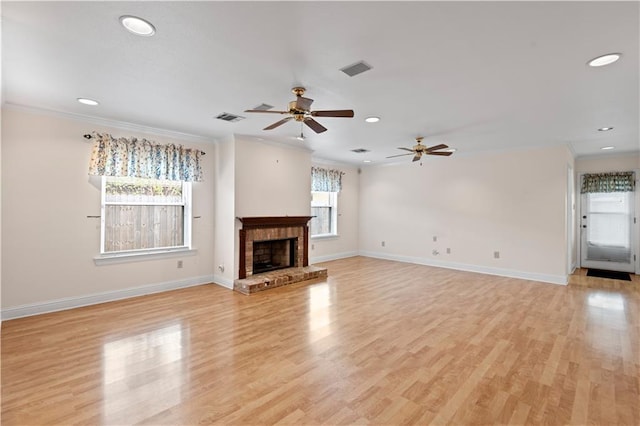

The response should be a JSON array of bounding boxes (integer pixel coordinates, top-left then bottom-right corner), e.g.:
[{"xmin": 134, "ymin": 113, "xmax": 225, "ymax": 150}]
[
  {"xmin": 575, "ymin": 153, "xmax": 640, "ymax": 173},
  {"xmin": 1, "ymin": 108, "xmax": 216, "ymax": 316},
  {"xmin": 232, "ymin": 137, "xmax": 312, "ymax": 279},
  {"xmin": 359, "ymin": 146, "xmax": 573, "ymax": 284},
  {"xmin": 3, "ymin": 105, "xmax": 612, "ymax": 318},
  {"xmin": 213, "ymin": 135, "xmax": 235, "ymax": 288},
  {"xmin": 309, "ymin": 162, "xmax": 359, "ymax": 263},
  {"xmin": 1, "ymin": 2, "xmax": 3, "ymax": 325},
  {"xmin": 0, "ymin": 104, "xmax": 2, "ymax": 324},
  {"xmin": 234, "ymin": 138, "xmax": 312, "ymax": 218}
]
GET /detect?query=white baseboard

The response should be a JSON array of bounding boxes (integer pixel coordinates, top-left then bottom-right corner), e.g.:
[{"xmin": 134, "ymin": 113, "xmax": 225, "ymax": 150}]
[
  {"xmin": 310, "ymin": 251, "xmax": 358, "ymax": 264},
  {"xmin": 358, "ymin": 251, "xmax": 568, "ymax": 285},
  {"xmin": 213, "ymin": 274, "xmax": 234, "ymax": 289},
  {"xmin": 1, "ymin": 275, "xmax": 217, "ymax": 320}
]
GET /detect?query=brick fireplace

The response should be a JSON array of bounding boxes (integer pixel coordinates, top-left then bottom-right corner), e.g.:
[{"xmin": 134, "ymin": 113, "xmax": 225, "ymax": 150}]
[
  {"xmin": 237, "ymin": 216, "xmax": 312, "ymax": 279},
  {"xmin": 234, "ymin": 216, "xmax": 327, "ymax": 294}
]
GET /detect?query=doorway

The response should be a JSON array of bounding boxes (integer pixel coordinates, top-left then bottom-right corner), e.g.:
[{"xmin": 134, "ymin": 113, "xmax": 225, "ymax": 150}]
[{"xmin": 580, "ymin": 174, "xmax": 636, "ymax": 273}]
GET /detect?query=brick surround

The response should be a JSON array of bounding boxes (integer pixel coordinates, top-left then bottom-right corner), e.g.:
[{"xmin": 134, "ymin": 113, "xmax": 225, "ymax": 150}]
[{"xmin": 237, "ymin": 216, "xmax": 313, "ymax": 279}]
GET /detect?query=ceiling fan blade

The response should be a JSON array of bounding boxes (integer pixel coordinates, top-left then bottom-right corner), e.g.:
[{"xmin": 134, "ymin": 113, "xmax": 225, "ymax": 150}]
[
  {"xmin": 427, "ymin": 151, "xmax": 453, "ymax": 156},
  {"xmin": 426, "ymin": 144, "xmax": 449, "ymax": 152},
  {"xmin": 304, "ymin": 118, "xmax": 328, "ymax": 133},
  {"xmin": 311, "ymin": 110, "xmax": 355, "ymax": 118},
  {"xmin": 398, "ymin": 147, "xmax": 414, "ymax": 152},
  {"xmin": 412, "ymin": 153, "xmax": 422, "ymax": 162},
  {"xmin": 244, "ymin": 109, "xmax": 288, "ymax": 114},
  {"xmin": 263, "ymin": 116, "xmax": 293, "ymax": 130},
  {"xmin": 386, "ymin": 153, "xmax": 414, "ymax": 158},
  {"xmin": 295, "ymin": 96, "xmax": 314, "ymax": 111}
]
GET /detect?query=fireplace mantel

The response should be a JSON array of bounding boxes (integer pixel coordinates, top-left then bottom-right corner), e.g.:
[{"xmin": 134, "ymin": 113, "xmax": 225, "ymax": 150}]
[
  {"xmin": 237, "ymin": 216, "xmax": 313, "ymax": 229},
  {"xmin": 237, "ymin": 216, "xmax": 312, "ymax": 279}
]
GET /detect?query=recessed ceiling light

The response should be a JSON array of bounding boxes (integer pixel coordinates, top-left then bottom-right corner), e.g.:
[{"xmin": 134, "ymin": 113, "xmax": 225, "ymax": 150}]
[
  {"xmin": 363, "ymin": 160, "xmax": 372, "ymax": 163},
  {"xmin": 77, "ymin": 98, "xmax": 99, "ymax": 106},
  {"xmin": 598, "ymin": 127, "xmax": 614, "ymax": 131},
  {"xmin": 119, "ymin": 15, "xmax": 156, "ymax": 36},
  {"xmin": 365, "ymin": 116, "xmax": 380, "ymax": 123},
  {"xmin": 588, "ymin": 53, "xmax": 621, "ymax": 67},
  {"xmin": 601, "ymin": 146, "xmax": 615, "ymax": 150}
]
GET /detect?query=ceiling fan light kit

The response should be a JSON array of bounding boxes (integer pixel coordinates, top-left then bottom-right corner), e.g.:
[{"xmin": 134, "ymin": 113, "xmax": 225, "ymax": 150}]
[{"xmin": 245, "ymin": 87, "xmax": 354, "ymax": 134}]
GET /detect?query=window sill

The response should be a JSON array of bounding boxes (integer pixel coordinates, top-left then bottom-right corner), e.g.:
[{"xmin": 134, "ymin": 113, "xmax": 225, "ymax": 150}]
[
  {"xmin": 311, "ymin": 234, "xmax": 339, "ymax": 240},
  {"xmin": 94, "ymin": 248, "xmax": 197, "ymax": 266}
]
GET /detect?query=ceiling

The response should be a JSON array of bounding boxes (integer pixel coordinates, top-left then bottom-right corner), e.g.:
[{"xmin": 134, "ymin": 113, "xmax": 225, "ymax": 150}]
[{"xmin": 3, "ymin": 1, "xmax": 638, "ymax": 165}]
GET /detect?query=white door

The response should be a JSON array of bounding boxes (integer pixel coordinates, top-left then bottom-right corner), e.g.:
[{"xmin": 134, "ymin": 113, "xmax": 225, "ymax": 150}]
[{"xmin": 580, "ymin": 191, "xmax": 635, "ymax": 273}]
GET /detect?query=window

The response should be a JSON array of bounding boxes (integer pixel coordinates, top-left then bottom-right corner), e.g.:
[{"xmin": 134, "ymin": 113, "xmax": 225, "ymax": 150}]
[
  {"xmin": 101, "ymin": 176, "xmax": 192, "ymax": 254},
  {"xmin": 310, "ymin": 191, "xmax": 337, "ymax": 237},
  {"xmin": 586, "ymin": 192, "xmax": 632, "ymax": 248}
]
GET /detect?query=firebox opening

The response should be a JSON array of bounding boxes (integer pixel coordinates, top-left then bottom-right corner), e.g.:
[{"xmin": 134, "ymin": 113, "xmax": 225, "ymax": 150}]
[{"xmin": 253, "ymin": 238, "xmax": 297, "ymax": 274}]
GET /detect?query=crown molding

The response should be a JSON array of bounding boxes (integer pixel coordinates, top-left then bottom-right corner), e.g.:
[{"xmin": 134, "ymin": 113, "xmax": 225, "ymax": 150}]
[
  {"xmin": 3, "ymin": 102, "xmax": 218, "ymax": 144},
  {"xmin": 235, "ymin": 133, "xmax": 314, "ymax": 154}
]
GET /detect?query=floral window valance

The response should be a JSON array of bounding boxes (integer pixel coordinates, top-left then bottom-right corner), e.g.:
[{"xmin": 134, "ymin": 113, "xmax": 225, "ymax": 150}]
[
  {"xmin": 311, "ymin": 166, "xmax": 345, "ymax": 192},
  {"xmin": 88, "ymin": 132, "xmax": 203, "ymax": 182},
  {"xmin": 581, "ymin": 171, "xmax": 635, "ymax": 193}
]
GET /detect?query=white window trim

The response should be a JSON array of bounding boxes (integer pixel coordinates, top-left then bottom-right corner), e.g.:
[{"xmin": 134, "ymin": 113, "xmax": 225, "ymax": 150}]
[
  {"xmin": 99, "ymin": 176, "xmax": 193, "ymax": 259},
  {"xmin": 94, "ymin": 247, "xmax": 197, "ymax": 266},
  {"xmin": 311, "ymin": 233, "xmax": 340, "ymax": 240}
]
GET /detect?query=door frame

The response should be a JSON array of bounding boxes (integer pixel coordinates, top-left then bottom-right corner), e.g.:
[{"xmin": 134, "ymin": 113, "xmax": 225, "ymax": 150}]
[{"xmin": 576, "ymin": 170, "xmax": 639, "ymax": 274}]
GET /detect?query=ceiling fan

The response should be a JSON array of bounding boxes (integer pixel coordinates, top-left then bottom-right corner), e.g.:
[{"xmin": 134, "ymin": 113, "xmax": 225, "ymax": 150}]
[
  {"xmin": 244, "ymin": 87, "xmax": 354, "ymax": 134},
  {"xmin": 387, "ymin": 137, "xmax": 453, "ymax": 162}
]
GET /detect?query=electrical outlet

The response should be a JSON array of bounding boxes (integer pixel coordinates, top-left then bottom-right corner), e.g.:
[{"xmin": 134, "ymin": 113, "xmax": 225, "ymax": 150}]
[
  {"xmin": 381, "ymin": 241, "xmax": 385, "ymax": 247},
  {"xmin": 494, "ymin": 251, "xmax": 500, "ymax": 259},
  {"xmin": 446, "ymin": 248, "xmax": 451, "ymax": 254},
  {"xmin": 432, "ymin": 249, "xmax": 439, "ymax": 256},
  {"xmin": 218, "ymin": 264, "xmax": 224, "ymax": 272},
  {"xmin": 177, "ymin": 260, "xmax": 183, "ymax": 268}
]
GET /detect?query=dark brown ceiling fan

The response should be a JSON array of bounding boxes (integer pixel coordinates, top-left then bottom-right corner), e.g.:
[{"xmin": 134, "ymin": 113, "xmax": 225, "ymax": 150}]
[
  {"xmin": 387, "ymin": 137, "xmax": 453, "ymax": 162},
  {"xmin": 244, "ymin": 87, "xmax": 354, "ymax": 133}
]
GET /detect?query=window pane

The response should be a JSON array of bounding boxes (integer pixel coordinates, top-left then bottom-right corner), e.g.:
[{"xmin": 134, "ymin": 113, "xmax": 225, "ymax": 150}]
[
  {"xmin": 311, "ymin": 206, "xmax": 332, "ymax": 235},
  {"xmin": 101, "ymin": 176, "xmax": 191, "ymax": 254},
  {"xmin": 310, "ymin": 191, "xmax": 337, "ymax": 236},
  {"xmin": 104, "ymin": 205, "xmax": 184, "ymax": 252},
  {"xmin": 105, "ymin": 177, "xmax": 183, "ymax": 203},
  {"xmin": 311, "ymin": 191, "xmax": 331, "ymax": 206},
  {"xmin": 585, "ymin": 192, "xmax": 632, "ymax": 265}
]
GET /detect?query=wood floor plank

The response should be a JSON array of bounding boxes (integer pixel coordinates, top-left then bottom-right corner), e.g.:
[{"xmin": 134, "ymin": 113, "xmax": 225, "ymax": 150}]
[{"xmin": 2, "ymin": 257, "xmax": 639, "ymax": 425}]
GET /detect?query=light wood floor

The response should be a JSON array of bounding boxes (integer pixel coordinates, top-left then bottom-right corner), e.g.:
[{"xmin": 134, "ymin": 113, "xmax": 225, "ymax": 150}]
[{"xmin": 2, "ymin": 257, "xmax": 639, "ymax": 425}]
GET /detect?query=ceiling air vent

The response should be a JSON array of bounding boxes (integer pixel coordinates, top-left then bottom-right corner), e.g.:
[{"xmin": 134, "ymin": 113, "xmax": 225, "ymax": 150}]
[
  {"xmin": 252, "ymin": 103, "xmax": 274, "ymax": 111},
  {"xmin": 216, "ymin": 112, "xmax": 245, "ymax": 122},
  {"xmin": 340, "ymin": 61, "xmax": 373, "ymax": 77},
  {"xmin": 351, "ymin": 148, "xmax": 370, "ymax": 154}
]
